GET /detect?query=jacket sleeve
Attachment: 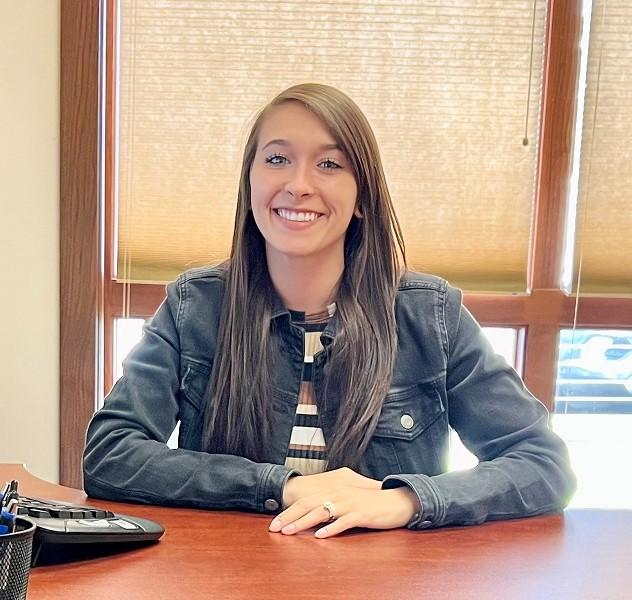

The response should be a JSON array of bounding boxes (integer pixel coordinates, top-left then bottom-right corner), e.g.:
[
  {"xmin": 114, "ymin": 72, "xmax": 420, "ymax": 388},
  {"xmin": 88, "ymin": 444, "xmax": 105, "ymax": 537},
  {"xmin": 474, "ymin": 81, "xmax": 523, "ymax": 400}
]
[
  {"xmin": 383, "ymin": 285, "xmax": 576, "ymax": 529},
  {"xmin": 82, "ymin": 277, "xmax": 295, "ymax": 513}
]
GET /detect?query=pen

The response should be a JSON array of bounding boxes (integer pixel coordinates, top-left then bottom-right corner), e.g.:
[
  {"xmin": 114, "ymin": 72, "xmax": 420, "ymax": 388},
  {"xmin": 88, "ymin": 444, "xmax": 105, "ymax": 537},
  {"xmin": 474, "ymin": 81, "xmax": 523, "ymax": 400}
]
[
  {"xmin": 0, "ymin": 499, "xmax": 18, "ymax": 535},
  {"xmin": 1, "ymin": 481, "xmax": 17, "ymax": 505},
  {"xmin": 0, "ymin": 514, "xmax": 15, "ymax": 535},
  {"xmin": 0, "ymin": 482, "xmax": 10, "ymax": 507},
  {"xmin": 1, "ymin": 481, "xmax": 19, "ymax": 509}
]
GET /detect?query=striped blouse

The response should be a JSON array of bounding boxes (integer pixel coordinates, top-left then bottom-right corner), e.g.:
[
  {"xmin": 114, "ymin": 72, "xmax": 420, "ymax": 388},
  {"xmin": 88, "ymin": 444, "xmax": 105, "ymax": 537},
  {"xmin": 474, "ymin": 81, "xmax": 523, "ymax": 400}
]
[{"xmin": 284, "ymin": 303, "xmax": 336, "ymax": 475}]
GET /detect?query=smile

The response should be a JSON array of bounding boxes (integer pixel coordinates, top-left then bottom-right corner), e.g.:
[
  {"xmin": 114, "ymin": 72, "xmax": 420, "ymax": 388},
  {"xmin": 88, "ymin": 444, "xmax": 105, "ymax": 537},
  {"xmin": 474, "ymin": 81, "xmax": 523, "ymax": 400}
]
[{"xmin": 273, "ymin": 208, "xmax": 323, "ymax": 222}]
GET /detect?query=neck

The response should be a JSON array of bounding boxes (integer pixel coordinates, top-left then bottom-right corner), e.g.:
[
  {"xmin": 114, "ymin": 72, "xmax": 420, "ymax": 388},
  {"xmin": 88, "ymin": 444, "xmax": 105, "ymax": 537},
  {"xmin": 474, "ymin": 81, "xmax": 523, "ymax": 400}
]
[{"xmin": 265, "ymin": 247, "xmax": 343, "ymax": 314}]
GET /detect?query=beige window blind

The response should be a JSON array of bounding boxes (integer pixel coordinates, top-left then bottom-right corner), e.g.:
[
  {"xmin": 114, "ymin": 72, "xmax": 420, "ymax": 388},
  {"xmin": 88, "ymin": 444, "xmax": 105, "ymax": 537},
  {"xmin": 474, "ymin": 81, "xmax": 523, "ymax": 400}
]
[
  {"xmin": 574, "ymin": 1, "xmax": 632, "ymax": 294},
  {"xmin": 117, "ymin": 0, "xmax": 547, "ymax": 291}
]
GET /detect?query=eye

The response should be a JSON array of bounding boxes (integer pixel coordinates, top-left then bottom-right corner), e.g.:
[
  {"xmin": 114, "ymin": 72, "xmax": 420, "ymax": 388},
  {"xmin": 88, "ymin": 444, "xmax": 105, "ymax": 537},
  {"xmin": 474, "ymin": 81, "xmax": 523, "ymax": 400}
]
[
  {"xmin": 319, "ymin": 158, "xmax": 342, "ymax": 169},
  {"xmin": 264, "ymin": 153, "xmax": 289, "ymax": 165}
]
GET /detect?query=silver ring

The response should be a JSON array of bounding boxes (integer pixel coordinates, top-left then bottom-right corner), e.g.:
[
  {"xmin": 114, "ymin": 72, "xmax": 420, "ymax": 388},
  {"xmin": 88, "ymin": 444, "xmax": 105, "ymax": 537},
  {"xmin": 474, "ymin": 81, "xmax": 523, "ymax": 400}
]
[{"xmin": 323, "ymin": 500, "xmax": 336, "ymax": 521}]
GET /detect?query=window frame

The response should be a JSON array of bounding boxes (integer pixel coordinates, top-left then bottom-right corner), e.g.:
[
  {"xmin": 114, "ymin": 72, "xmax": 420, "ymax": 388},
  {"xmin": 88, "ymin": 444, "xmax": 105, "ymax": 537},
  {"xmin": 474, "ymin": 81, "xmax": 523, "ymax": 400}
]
[{"xmin": 60, "ymin": 0, "xmax": 632, "ymax": 487}]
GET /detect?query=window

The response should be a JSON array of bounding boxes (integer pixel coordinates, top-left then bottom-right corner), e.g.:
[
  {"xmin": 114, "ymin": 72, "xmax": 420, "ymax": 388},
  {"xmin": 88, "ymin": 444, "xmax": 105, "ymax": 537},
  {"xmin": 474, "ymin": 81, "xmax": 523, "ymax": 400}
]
[
  {"xmin": 450, "ymin": 328, "xmax": 521, "ymax": 471},
  {"xmin": 60, "ymin": 1, "xmax": 632, "ymax": 495},
  {"xmin": 553, "ymin": 328, "xmax": 632, "ymax": 508},
  {"xmin": 113, "ymin": 318, "xmax": 145, "ymax": 386},
  {"xmin": 115, "ymin": 0, "xmax": 547, "ymax": 291},
  {"xmin": 570, "ymin": 0, "xmax": 632, "ymax": 295}
]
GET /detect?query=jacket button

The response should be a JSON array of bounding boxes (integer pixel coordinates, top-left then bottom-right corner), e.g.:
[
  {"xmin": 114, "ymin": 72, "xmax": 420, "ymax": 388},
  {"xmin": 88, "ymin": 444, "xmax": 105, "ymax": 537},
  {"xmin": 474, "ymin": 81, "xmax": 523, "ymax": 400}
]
[
  {"xmin": 400, "ymin": 414, "xmax": 415, "ymax": 430},
  {"xmin": 264, "ymin": 499, "xmax": 279, "ymax": 512}
]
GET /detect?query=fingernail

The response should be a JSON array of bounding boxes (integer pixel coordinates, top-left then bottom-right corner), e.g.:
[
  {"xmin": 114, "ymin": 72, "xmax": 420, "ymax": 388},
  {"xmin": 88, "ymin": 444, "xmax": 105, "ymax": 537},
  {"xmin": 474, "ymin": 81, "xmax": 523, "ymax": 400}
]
[
  {"xmin": 281, "ymin": 523, "xmax": 296, "ymax": 534},
  {"xmin": 315, "ymin": 527, "xmax": 328, "ymax": 538},
  {"xmin": 269, "ymin": 518, "xmax": 282, "ymax": 532}
]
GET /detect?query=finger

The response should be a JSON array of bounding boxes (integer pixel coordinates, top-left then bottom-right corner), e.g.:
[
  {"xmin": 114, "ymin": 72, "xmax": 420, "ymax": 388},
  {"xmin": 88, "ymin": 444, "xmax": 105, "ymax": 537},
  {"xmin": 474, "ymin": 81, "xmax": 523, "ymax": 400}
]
[
  {"xmin": 314, "ymin": 514, "xmax": 358, "ymax": 539},
  {"xmin": 269, "ymin": 502, "xmax": 310, "ymax": 532},
  {"xmin": 269, "ymin": 516, "xmax": 283, "ymax": 532},
  {"xmin": 269, "ymin": 499, "xmax": 327, "ymax": 533},
  {"xmin": 280, "ymin": 505, "xmax": 332, "ymax": 535},
  {"xmin": 269, "ymin": 511, "xmax": 296, "ymax": 532}
]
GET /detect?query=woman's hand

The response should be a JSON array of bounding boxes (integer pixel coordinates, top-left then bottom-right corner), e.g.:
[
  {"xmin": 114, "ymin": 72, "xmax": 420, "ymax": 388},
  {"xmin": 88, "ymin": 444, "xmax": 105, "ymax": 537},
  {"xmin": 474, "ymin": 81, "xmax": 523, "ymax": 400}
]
[
  {"xmin": 282, "ymin": 467, "xmax": 381, "ymax": 507},
  {"xmin": 272, "ymin": 468, "xmax": 421, "ymax": 538}
]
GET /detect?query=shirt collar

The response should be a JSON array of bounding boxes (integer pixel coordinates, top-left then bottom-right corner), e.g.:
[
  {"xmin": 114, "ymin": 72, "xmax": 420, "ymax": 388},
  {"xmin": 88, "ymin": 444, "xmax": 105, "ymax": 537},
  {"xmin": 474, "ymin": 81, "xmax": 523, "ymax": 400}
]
[{"xmin": 269, "ymin": 291, "xmax": 337, "ymax": 343}]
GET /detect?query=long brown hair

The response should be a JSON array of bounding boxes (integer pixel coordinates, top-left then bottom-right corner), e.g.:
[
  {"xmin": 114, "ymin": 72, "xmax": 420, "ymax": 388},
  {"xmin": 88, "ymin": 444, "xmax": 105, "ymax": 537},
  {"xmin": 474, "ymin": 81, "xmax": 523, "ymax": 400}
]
[{"xmin": 203, "ymin": 83, "xmax": 406, "ymax": 469}]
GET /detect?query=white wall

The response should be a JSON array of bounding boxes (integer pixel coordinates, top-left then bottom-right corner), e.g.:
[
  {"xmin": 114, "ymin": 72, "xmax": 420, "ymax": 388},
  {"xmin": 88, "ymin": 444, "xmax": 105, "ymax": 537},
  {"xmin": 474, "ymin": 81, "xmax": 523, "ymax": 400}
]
[{"xmin": 0, "ymin": 2, "xmax": 60, "ymax": 482}]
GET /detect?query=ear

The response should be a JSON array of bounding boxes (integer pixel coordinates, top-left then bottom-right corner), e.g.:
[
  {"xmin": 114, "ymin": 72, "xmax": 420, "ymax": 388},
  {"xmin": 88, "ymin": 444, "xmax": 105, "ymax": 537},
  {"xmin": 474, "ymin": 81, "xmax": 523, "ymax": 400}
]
[{"xmin": 354, "ymin": 205, "xmax": 363, "ymax": 219}]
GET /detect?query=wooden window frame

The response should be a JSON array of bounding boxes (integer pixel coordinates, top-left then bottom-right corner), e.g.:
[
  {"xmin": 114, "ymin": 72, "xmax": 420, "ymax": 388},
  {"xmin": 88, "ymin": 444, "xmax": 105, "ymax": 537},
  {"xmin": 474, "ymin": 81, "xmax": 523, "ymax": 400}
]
[{"xmin": 60, "ymin": 0, "xmax": 632, "ymax": 487}]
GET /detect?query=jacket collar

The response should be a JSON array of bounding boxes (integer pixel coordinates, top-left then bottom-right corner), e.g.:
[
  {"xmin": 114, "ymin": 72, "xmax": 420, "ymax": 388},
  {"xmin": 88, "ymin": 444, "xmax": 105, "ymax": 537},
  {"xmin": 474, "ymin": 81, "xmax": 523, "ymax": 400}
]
[{"xmin": 270, "ymin": 289, "xmax": 337, "ymax": 345}]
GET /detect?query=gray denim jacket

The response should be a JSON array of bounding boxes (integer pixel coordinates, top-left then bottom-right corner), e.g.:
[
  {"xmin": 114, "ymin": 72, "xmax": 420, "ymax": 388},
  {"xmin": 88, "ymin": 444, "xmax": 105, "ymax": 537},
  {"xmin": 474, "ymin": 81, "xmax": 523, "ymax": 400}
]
[{"xmin": 83, "ymin": 266, "xmax": 576, "ymax": 529}]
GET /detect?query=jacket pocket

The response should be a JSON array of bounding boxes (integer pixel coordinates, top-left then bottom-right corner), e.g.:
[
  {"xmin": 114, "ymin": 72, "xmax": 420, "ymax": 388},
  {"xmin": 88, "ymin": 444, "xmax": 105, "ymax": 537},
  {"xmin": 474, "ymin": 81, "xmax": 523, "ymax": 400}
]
[
  {"xmin": 180, "ymin": 361, "xmax": 212, "ymax": 409},
  {"xmin": 373, "ymin": 382, "xmax": 445, "ymax": 440},
  {"xmin": 265, "ymin": 387, "xmax": 299, "ymax": 464},
  {"xmin": 364, "ymin": 381, "xmax": 448, "ymax": 478},
  {"xmin": 178, "ymin": 360, "xmax": 212, "ymax": 450}
]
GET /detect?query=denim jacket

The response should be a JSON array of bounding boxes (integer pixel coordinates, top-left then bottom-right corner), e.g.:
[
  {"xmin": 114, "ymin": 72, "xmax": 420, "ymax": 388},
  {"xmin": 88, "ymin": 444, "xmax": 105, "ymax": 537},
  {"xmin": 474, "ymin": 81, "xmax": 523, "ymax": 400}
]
[{"xmin": 83, "ymin": 266, "xmax": 576, "ymax": 529}]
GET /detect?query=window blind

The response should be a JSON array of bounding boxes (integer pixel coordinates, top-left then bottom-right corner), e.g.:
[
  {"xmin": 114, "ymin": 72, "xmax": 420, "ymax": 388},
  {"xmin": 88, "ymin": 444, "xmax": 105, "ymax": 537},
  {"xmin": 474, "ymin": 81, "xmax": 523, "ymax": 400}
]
[
  {"xmin": 574, "ymin": 0, "xmax": 632, "ymax": 294},
  {"xmin": 117, "ymin": 0, "xmax": 547, "ymax": 291}
]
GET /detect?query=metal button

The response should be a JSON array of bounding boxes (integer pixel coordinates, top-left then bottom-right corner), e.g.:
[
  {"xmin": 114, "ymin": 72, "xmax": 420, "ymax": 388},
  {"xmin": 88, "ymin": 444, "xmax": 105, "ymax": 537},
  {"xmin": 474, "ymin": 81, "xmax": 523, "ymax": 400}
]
[
  {"xmin": 264, "ymin": 499, "xmax": 279, "ymax": 512},
  {"xmin": 400, "ymin": 414, "xmax": 415, "ymax": 430}
]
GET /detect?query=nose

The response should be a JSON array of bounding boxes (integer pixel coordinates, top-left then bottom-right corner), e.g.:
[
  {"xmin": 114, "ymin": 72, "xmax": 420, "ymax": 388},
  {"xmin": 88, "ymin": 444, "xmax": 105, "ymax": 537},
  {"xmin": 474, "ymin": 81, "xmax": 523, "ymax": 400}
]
[{"xmin": 284, "ymin": 164, "xmax": 314, "ymax": 198}]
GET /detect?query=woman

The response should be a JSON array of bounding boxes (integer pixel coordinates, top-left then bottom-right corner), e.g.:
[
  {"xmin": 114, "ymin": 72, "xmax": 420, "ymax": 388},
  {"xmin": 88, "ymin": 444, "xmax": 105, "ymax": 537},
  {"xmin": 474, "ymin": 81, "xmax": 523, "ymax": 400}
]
[{"xmin": 83, "ymin": 83, "xmax": 575, "ymax": 538}]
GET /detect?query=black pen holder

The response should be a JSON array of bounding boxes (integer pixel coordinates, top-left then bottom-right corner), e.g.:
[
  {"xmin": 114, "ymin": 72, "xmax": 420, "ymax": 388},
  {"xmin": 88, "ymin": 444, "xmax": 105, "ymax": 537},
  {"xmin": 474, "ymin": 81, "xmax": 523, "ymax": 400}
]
[{"xmin": 0, "ymin": 518, "xmax": 36, "ymax": 600}]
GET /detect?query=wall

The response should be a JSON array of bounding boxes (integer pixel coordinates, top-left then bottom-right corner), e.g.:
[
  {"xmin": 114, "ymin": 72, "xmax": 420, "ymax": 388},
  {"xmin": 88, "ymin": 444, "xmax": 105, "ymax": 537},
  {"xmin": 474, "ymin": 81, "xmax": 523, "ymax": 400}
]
[{"xmin": 0, "ymin": 2, "xmax": 60, "ymax": 482}]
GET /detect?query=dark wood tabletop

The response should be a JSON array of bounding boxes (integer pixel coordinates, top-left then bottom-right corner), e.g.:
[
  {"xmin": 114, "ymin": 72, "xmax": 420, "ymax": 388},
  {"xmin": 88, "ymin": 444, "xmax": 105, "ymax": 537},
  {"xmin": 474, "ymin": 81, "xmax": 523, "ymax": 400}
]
[{"xmin": 2, "ymin": 464, "xmax": 630, "ymax": 600}]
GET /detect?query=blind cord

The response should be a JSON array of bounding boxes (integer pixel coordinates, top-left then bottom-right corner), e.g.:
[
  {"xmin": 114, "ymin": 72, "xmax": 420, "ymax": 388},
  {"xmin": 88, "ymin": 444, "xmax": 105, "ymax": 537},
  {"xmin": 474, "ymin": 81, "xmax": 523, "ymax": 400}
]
[
  {"xmin": 573, "ymin": 0, "xmax": 607, "ymax": 341},
  {"xmin": 121, "ymin": 0, "xmax": 140, "ymax": 320},
  {"xmin": 523, "ymin": 0, "xmax": 539, "ymax": 146}
]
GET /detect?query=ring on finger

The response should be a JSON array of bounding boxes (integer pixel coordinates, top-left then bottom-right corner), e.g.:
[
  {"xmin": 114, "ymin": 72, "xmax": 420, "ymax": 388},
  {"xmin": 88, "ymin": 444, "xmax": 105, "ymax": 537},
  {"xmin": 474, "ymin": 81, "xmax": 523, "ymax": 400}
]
[{"xmin": 323, "ymin": 500, "xmax": 336, "ymax": 521}]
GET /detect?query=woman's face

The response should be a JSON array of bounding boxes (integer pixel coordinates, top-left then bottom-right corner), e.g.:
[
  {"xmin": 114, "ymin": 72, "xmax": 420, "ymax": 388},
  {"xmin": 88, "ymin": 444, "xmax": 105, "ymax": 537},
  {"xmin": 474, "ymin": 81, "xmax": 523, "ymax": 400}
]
[{"xmin": 249, "ymin": 101, "xmax": 358, "ymax": 266}]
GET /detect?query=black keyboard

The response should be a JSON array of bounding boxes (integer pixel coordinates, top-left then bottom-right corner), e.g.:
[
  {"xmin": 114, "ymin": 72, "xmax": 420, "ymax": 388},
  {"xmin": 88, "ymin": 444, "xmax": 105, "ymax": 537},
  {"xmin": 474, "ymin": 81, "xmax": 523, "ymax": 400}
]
[{"xmin": 18, "ymin": 495, "xmax": 165, "ymax": 566}]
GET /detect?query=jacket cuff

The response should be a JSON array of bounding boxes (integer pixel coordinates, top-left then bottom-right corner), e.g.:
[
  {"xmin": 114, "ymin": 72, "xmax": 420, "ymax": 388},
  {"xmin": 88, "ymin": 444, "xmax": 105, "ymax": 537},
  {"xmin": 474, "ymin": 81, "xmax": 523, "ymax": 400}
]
[
  {"xmin": 382, "ymin": 473, "xmax": 447, "ymax": 529},
  {"xmin": 258, "ymin": 464, "xmax": 300, "ymax": 514}
]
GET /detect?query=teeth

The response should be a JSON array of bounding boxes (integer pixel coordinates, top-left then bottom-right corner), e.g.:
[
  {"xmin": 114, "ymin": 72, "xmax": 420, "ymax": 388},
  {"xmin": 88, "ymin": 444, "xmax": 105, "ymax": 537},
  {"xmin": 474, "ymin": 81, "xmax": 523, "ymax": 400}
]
[{"xmin": 276, "ymin": 208, "xmax": 320, "ymax": 222}]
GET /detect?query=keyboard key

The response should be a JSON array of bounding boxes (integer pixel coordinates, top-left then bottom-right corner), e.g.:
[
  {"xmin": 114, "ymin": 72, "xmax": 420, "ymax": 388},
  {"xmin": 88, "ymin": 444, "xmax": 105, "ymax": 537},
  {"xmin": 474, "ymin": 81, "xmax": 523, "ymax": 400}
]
[
  {"xmin": 110, "ymin": 519, "xmax": 138, "ymax": 530},
  {"xmin": 27, "ymin": 508, "xmax": 52, "ymax": 518},
  {"xmin": 76, "ymin": 519, "xmax": 112, "ymax": 528},
  {"xmin": 49, "ymin": 508, "xmax": 73, "ymax": 518},
  {"xmin": 18, "ymin": 495, "xmax": 121, "ymax": 528}
]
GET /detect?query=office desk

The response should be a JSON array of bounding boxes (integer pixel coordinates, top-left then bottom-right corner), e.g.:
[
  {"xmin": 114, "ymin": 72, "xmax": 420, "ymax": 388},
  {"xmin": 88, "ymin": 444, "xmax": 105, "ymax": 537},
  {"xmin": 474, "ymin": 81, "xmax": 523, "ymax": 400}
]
[{"xmin": 2, "ymin": 465, "xmax": 630, "ymax": 600}]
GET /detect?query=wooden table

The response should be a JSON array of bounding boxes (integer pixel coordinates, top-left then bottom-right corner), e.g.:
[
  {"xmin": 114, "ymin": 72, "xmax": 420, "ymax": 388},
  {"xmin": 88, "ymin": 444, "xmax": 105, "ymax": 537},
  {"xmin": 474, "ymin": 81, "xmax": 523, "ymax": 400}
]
[{"xmin": 2, "ymin": 464, "xmax": 630, "ymax": 599}]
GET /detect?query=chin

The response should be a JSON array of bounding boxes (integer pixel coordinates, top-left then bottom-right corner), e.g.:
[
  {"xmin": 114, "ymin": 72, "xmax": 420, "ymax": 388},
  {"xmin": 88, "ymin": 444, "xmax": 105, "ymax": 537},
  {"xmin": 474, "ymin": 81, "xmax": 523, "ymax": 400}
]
[
  {"xmin": 274, "ymin": 247, "xmax": 319, "ymax": 259},
  {"xmin": 266, "ymin": 240, "xmax": 324, "ymax": 260}
]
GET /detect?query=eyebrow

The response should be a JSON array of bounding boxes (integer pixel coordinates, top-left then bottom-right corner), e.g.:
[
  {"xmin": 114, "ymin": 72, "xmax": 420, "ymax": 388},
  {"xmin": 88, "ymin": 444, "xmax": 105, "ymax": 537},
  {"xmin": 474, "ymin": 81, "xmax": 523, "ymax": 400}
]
[{"xmin": 260, "ymin": 139, "xmax": 341, "ymax": 152}]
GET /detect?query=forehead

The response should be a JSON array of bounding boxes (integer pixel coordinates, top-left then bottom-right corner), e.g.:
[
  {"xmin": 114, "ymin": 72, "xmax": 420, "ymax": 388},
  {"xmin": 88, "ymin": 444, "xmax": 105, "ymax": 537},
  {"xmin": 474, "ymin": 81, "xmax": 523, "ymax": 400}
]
[{"xmin": 257, "ymin": 101, "xmax": 337, "ymax": 147}]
